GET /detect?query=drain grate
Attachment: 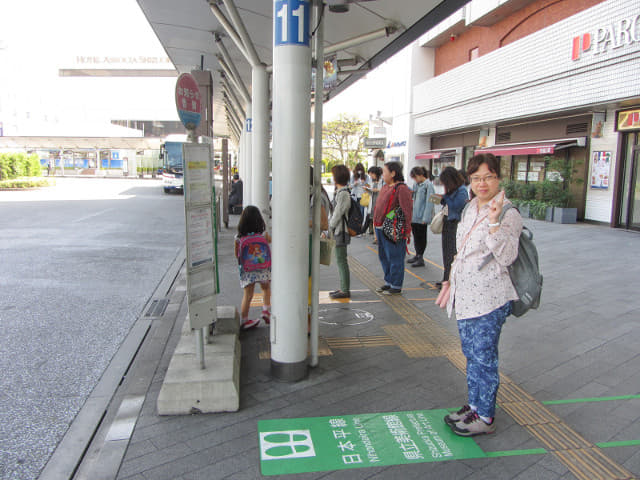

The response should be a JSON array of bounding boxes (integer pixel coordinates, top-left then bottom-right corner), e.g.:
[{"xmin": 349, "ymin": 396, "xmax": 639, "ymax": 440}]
[{"xmin": 145, "ymin": 298, "xmax": 170, "ymax": 318}]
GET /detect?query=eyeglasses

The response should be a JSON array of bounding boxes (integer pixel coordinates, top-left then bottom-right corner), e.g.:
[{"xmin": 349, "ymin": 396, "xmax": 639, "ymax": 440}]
[{"xmin": 470, "ymin": 174, "xmax": 498, "ymax": 183}]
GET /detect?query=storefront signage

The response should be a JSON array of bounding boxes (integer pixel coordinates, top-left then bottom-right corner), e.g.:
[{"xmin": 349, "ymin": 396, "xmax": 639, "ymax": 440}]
[
  {"xmin": 616, "ymin": 109, "xmax": 640, "ymax": 131},
  {"xmin": 364, "ymin": 137, "xmax": 386, "ymax": 149},
  {"xmin": 591, "ymin": 151, "xmax": 611, "ymax": 189},
  {"xmin": 571, "ymin": 14, "xmax": 640, "ymax": 60},
  {"xmin": 259, "ymin": 409, "xmax": 485, "ymax": 476},
  {"xmin": 75, "ymin": 56, "xmax": 172, "ymax": 66},
  {"xmin": 387, "ymin": 141, "xmax": 407, "ymax": 148}
]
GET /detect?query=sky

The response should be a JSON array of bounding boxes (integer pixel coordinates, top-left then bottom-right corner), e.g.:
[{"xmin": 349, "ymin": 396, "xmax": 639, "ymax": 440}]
[
  {"xmin": 0, "ymin": 0, "xmax": 395, "ymax": 136},
  {"xmin": 0, "ymin": 0, "xmax": 178, "ymax": 135}
]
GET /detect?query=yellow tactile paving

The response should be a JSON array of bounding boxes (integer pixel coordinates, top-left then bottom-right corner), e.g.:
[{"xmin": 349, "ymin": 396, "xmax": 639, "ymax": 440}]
[
  {"xmin": 346, "ymin": 254, "xmax": 637, "ymax": 480},
  {"xmin": 251, "ymin": 253, "xmax": 637, "ymax": 480}
]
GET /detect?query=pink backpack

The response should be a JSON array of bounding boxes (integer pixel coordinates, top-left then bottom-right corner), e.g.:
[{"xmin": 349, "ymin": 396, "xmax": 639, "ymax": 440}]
[{"xmin": 237, "ymin": 233, "xmax": 271, "ymax": 272}]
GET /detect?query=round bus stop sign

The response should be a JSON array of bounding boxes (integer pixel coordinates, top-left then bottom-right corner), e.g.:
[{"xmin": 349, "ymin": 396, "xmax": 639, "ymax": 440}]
[{"xmin": 175, "ymin": 73, "xmax": 202, "ymax": 130}]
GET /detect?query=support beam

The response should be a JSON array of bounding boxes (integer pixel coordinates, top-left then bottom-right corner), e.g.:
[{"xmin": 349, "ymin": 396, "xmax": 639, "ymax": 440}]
[
  {"xmin": 324, "ymin": 26, "xmax": 398, "ymax": 56},
  {"xmin": 222, "ymin": 80, "xmax": 246, "ymax": 119},
  {"xmin": 209, "ymin": 6, "xmax": 249, "ymax": 62},
  {"xmin": 310, "ymin": 0, "xmax": 324, "ymax": 368},
  {"xmin": 222, "ymin": 0, "xmax": 261, "ymax": 67},
  {"xmin": 216, "ymin": 43, "xmax": 251, "ymax": 105}
]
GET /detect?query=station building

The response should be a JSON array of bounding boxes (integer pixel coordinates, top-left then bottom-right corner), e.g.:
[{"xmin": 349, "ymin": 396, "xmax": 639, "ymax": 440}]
[{"xmin": 378, "ymin": 0, "xmax": 639, "ymax": 229}]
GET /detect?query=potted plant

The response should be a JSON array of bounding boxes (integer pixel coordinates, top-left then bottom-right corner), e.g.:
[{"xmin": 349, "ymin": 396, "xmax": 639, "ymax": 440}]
[
  {"xmin": 529, "ymin": 200, "xmax": 553, "ymax": 221},
  {"xmin": 545, "ymin": 156, "xmax": 581, "ymax": 224}
]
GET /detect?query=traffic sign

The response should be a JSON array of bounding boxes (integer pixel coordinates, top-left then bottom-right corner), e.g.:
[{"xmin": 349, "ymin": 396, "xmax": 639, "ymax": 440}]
[{"xmin": 175, "ymin": 73, "xmax": 202, "ymax": 130}]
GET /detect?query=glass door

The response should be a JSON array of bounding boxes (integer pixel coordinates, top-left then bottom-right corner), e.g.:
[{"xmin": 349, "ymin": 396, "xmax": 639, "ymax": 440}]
[{"xmin": 619, "ymin": 132, "xmax": 640, "ymax": 230}]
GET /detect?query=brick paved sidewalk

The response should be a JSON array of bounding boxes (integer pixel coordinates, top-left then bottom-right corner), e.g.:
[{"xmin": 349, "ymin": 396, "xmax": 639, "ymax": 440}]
[{"xmin": 114, "ymin": 218, "xmax": 640, "ymax": 480}]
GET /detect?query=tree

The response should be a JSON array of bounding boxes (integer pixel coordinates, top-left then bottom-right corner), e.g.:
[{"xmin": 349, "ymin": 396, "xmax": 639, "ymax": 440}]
[{"xmin": 322, "ymin": 114, "xmax": 368, "ymax": 168}]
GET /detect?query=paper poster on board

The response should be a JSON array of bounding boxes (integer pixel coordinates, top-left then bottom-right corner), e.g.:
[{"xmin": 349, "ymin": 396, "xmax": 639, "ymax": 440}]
[{"xmin": 590, "ymin": 151, "xmax": 611, "ymax": 189}]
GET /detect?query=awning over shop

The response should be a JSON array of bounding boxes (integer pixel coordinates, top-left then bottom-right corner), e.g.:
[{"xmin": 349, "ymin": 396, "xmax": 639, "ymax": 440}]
[
  {"xmin": 475, "ymin": 138, "xmax": 585, "ymax": 156},
  {"xmin": 415, "ymin": 149, "xmax": 456, "ymax": 160}
]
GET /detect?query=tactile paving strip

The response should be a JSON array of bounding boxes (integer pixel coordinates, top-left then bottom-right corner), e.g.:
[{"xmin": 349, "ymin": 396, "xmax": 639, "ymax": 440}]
[
  {"xmin": 347, "ymin": 255, "xmax": 637, "ymax": 480},
  {"xmin": 325, "ymin": 336, "xmax": 396, "ymax": 349}
]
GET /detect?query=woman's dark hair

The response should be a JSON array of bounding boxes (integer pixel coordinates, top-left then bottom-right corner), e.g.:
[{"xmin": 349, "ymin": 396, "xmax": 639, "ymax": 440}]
[
  {"xmin": 237, "ymin": 205, "xmax": 266, "ymax": 237},
  {"xmin": 332, "ymin": 164, "xmax": 350, "ymax": 186},
  {"xmin": 410, "ymin": 166, "xmax": 428, "ymax": 179},
  {"xmin": 353, "ymin": 162, "xmax": 366, "ymax": 180},
  {"xmin": 384, "ymin": 161, "xmax": 405, "ymax": 183},
  {"xmin": 466, "ymin": 153, "xmax": 500, "ymax": 178},
  {"xmin": 458, "ymin": 169, "xmax": 470, "ymax": 186},
  {"xmin": 367, "ymin": 166, "xmax": 382, "ymax": 180},
  {"xmin": 439, "ymin": 166, "xmax": 465, "ymax": 195}
]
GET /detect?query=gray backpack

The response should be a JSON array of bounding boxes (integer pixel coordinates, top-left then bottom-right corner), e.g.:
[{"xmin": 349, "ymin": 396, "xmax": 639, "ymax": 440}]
[{"xmin": 478, "ymin": 204, "xmax": 543, "ymax": 317}]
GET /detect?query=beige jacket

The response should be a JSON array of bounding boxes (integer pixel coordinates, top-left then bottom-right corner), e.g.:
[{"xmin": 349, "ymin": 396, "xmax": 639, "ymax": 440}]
[{"xmin": 448, "ymin": 197, "xmax": 522, "ymax": 320}]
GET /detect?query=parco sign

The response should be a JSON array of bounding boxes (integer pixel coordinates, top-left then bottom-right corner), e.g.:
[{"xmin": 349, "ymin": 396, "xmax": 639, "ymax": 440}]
[{"xmin": 572, "ymin": 13, "xmax": 639, "ymax": 60}]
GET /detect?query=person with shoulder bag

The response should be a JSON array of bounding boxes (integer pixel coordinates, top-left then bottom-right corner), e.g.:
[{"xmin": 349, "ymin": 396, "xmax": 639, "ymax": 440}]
[
  {"xmin": 372, "ymin": 161, "xmax": 412, "ymax": 295},
  {"xmin": 408, "ymin": 166, "xmax": 435, "ymax": 268},
  {"xmin": 437, "ymin": 167, "xmax": 468, "ymax": 289},
  {"xmin": 437, "ymin": 153, "xmax": 522, "ymax": 438},
  {"xmin": 327, "ymin": 165, "xmax": 352, "ymax": 299}
]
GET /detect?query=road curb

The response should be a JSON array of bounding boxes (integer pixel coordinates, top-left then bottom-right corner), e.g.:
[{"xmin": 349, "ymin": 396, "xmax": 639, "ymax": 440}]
[{"xmin": 38, "ymin": 247, "xmax": 186, "ymax": 480}]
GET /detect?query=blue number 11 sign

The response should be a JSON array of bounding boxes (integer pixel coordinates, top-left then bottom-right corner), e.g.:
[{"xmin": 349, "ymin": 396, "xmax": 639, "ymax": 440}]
[{"xmin": 274, "ymin": 0, "xmax": 310, "ymax": 47}]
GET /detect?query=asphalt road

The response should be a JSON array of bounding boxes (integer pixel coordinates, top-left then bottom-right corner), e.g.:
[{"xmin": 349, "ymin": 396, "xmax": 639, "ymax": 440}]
[{"xmin": 0, "ymin": 178, "xmax": 186, "ymax": 480}]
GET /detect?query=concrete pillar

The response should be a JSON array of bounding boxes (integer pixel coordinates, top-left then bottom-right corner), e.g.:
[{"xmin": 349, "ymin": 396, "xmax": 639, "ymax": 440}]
[
  {"xmin": 251, "ymin": 64, "xmax": 270, "ymax": 217},
  {"xmin": 271, "ymin": 0, "xmax": 311, "ymax": 382},
  {"xmin": 243, "ymin": 113, "xmax": 253, "ymax": 205},
  {"xmin": 222, "ymin": 138, "xmax": 229, "ymax": 228}
]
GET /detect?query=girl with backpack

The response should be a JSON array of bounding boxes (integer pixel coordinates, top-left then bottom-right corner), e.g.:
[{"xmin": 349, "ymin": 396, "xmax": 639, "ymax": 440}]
[{"xmin": 235, "ymin": 206, "xmax": 271, "ymax": 330}]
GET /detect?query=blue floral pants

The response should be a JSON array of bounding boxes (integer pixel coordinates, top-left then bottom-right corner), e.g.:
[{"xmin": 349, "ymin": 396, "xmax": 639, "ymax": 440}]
[{"xmin": 457, "ymin": 302, "xmax": 512, "ymax": 418}]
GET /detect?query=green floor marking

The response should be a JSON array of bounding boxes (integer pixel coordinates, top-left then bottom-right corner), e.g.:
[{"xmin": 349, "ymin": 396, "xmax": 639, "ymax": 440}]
[
  {"xmin": 485, "ymin": 448, "xmax": 547, "ymax": 457},
  {"xmin": 258, "ymin": 409, "xmax": 486, "ymax": 476},
  {"xmin": 597, "ymin": 439, "xmax": 640, "ymax": 448},
  {"xmin": 542, "ymin": 394, "xmax": 640, "ymax": 405}
]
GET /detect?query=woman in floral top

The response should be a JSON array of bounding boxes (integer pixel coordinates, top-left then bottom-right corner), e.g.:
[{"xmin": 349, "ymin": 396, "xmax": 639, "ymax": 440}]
[{"xmin": 439, "ymin": 153, "xmax": 522, "ymax": 437}]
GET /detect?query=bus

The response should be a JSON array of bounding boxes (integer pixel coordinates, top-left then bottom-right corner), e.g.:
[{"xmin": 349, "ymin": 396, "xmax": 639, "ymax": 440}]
[{"xmin": 159, "ymin": 135, "xmax": 187, "ymax": 194}]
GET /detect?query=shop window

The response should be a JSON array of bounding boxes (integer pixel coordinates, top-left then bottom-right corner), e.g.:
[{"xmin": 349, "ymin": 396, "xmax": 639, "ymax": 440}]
[{"xmin": 432, "ymin": 156, "xmax": 456, "ymax": 190}]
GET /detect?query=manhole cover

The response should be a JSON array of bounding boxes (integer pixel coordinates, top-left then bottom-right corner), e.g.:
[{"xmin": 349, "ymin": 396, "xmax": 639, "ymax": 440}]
[{"xmin": 319, "ymin": 307, "xmax": 374, "ymax": 326}]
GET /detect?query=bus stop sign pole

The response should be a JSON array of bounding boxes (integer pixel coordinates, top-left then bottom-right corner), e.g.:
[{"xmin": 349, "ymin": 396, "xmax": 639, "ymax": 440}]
[{"xmin": 176, "ymin": 73, "xmax": 216, "ymax": 369}]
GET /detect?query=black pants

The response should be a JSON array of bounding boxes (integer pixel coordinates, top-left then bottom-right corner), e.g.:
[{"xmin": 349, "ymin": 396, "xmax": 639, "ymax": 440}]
[
  {"xmin": 363, "ymin": 214, "xmax": 373, "ymax": 234},
  {"xmin": 411, "ymin": 222, "xmax": 428, "ymax": 258},
  {"xmin": 441, "ymin": 218, "xmax": 458, "ymax": 281}
]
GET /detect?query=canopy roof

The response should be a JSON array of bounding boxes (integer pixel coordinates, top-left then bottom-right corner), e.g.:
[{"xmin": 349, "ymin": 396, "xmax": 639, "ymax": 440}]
[
  {"xmin": 136, "ymin": 0, "xmax": 468, "ymax": 138},
  {"xmin": 0, "ymin": 136, "xmax": 161, "ymax": 150}
]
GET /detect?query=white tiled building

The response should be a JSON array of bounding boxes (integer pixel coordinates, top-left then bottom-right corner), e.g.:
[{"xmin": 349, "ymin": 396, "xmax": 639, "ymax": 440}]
[{"xmin": 381, "ymin": 0, "xmax": 640, "ymax": 228}]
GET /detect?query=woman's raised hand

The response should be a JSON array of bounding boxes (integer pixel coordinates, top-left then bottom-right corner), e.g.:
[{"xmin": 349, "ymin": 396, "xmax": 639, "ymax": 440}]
[{"xmin": 488, "ymin": 190, "xmax": 505, "ymax": 224}]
